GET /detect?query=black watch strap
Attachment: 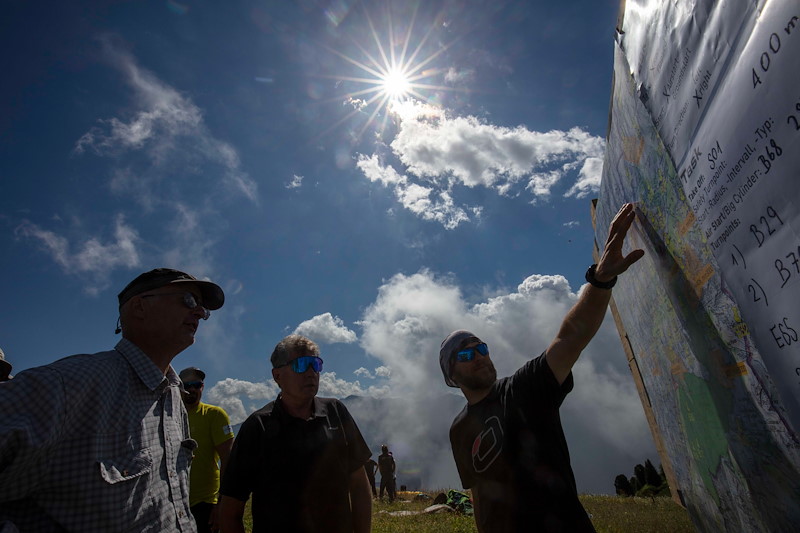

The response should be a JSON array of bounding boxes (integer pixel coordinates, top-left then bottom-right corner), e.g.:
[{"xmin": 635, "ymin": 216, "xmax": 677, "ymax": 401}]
[{"xmin": 585, "ymin": 264, "xmax": 617, "ymax": 289}]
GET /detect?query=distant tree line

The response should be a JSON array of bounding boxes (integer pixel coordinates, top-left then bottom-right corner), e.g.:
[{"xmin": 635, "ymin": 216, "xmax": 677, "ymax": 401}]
[{"xmin": 614, "ymin": 459, "xmax": 671, "ymax": 498}]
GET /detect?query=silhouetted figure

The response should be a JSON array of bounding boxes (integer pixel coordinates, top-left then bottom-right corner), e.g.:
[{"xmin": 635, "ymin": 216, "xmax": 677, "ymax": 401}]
[
  {"xmin": 219, "ymin": 335, "xmax": 372, "ymax": 533},
  {"xmin": 180, "ymin": 366, "xmax": 235, "ymax": 533},
  {"xmin": 442, "ymin": 204, "xmax": 643, "ymax": 533},
  {"xmin": 0, "ymin": 268, "xmax": 225, "ymax": 531},
  {"xmin": 378, "ymin": 444, "xmax": 397, "ymax": 502}
]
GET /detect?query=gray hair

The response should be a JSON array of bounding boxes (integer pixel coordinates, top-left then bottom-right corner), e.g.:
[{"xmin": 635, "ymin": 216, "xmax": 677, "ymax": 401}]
[{"xmin": 270, "ymin": 334, "xmax": 320, "ymax": 368}]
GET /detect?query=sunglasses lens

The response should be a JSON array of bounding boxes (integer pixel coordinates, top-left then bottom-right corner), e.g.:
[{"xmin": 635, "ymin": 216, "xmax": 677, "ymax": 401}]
[
  {"xmin": 183, "ymin": 293, "xmax": 211, "ymax": 320},
  {"xmin": 456, "ymin": 350, "xmax": 474, "ymax": 362},
  {"xmin": 476, "ymin": 343, "xmax": 489, "ymax": 355},
  {"xmin": 183, "ymin": 381, "xmax": 202, "ymax": 389},
  {"xmin": 291, "ymin": 356, "xmax": 323, "ymax": 373}
]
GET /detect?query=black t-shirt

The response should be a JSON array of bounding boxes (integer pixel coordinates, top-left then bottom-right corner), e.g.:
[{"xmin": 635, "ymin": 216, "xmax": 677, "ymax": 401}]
[
  {"xmin": 449, "ymin": 354, "xmax": 595, "ymax": 533},
  {"xmin": 221, "ymin": 396, "xmax": 371, "ymax": 533}
]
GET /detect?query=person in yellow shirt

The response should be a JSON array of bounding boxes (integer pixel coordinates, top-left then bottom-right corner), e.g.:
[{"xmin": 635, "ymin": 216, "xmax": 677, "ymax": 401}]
[{"xmin": 180, "ymin": 367, "xmax": 235, "ymax": 533}]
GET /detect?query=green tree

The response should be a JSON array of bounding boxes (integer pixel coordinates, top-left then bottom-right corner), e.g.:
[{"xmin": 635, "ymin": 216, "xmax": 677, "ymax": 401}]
[
  {"xmin": 644, "ymin": 459, "xmax": 662, "ymax": 486},
  {"xmin": 634, "ymin": 463, "xmax": 647, "ymax": 488},
  {"xmin": 614, "ymin": 474, "xmax": 634, "ymax": 496}
]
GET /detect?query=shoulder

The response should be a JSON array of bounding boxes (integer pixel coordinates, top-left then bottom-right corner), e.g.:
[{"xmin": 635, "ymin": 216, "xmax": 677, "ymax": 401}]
[
  {"xmin": 14, "ymin": 349, "xmax": 126, "ymax": 391},
  {"xmin": 200, "ymin": 402, "xmax": 231, "ymax": 418}
]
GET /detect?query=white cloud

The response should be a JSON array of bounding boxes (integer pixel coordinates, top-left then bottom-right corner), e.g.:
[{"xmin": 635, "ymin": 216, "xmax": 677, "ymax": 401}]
[
  {"xmin": 293, "ymin": 312, "xmax": 358, "ymax": 344},
  {"xmin": 355, "ymin": 99, "xmax": 605, "ymax": 228},
  {"xmin": 354, "ymin": 367, "xmax": 372, "ymax": 378},
  {"xmin": 205, "ymin": 378, "xmax": 279, "ymax": 424},
  {"xmin": 353, "ymin": 366, "xmax": 391, "ymax": 380},
  {"xmin": 15, "ymin": 214, "xmax": 140, "ymax": 291},
  {"xmin": 563, "ymin": 220, "xmax": 580, "ymax": 228},
  {"xmin": 74, "ymin": 38, "xmax": 258, "ymax": 204},
  {"xmin": 356, "ymin": 154, "xmax": 475, "ymax": 229},
  {"xmin": 286, "ymin": 174, "xmax": 304, "ymax": 189}
]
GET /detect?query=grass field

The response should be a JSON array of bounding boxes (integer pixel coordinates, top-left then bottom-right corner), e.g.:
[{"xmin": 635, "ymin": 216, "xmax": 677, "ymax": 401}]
[{"xmin": 240, "ymin": 492, "xmax": 695, "ymax": 532}]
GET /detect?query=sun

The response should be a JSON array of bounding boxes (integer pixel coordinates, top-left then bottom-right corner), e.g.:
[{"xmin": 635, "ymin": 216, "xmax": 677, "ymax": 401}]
[{"xmin": 380, "ymin": 67, "xmax": 411, "ymax": 99}]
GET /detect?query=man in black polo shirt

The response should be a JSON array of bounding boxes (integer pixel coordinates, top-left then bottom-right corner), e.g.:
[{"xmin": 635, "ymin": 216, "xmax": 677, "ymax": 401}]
[
  {"xmin": 442, "ymin": 203, "xmax": 644, "ymax": 533},
  {"xmin": 219, "ymin": 335, "xmax": 372, "ymax": 533}
]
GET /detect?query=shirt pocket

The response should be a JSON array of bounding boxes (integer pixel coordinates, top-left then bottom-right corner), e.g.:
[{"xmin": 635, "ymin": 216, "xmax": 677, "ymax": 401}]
[{"xmin": 98, "ymin": 446, "xmax": 153, "ymax": 484}]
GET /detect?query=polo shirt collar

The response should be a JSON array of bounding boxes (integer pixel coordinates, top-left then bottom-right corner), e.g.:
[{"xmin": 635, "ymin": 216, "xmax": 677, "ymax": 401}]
[
  {"xmin": 115, "ymin": 338, "xmax": 178, "ymax": 391},
  {"xmin": 275, "ymin": 394, "xmax": 327, "ymax": 420}
]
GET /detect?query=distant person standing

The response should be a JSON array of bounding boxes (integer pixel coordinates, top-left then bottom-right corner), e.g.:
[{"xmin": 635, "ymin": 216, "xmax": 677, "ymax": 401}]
[
  {"xmin": 364, "ymin": 458, "xmax": 378, "ymax": 497},
  {"xmin": 180, "ymin": 367, "xmax": 235, "ymax": 533},
  {"xmin": 377, "ymin": 444, "xmax": 397, "ymax": 502},
  {"xmin": 0, "ymin": 348, "xmax": 11, "ymax": 382},
  {"xmin": 219, "ymin": 334, "xmax": 372, "ymax": 533},
  {"xmin": 0, "ymin": 267, "xmax": 225, "ymax": 532},
  {"xmin": 441, "ymin": 204, "xmax": 643, "ymax": 532}
]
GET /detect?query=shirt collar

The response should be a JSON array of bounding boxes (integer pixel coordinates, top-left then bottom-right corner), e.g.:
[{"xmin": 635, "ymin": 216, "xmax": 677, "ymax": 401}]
[
  {"xmin": 115, "ymin": 338, "xmax": 177, "ymax": 391},
  {"xmin": 275, "ymin": 394, "xmax": 326, "ymax": 420}
]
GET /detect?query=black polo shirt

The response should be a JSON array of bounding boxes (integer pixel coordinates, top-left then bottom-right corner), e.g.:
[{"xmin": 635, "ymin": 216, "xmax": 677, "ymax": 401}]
[{"xmin": 221, "ymin": 396, "xmax": 371, "ymax": 533}]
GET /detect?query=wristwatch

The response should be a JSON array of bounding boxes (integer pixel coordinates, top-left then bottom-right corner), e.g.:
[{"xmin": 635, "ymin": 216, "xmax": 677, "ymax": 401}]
[{"xmin": 585, "ymin": 264, "xmax": 617, "ymax": 289}]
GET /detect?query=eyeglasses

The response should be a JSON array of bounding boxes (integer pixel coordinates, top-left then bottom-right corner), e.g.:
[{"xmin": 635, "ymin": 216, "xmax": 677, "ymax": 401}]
[
  {"xmin": 456, "ymin": 343, "xmax": 489, "ymax": 362},
  {"xmin": 182, "ymin": 381, "xmax": 203, "ymax": 390},
  {"xmin": 280, "ymin": 355, "xmax": 324, "ymax": 374},
  {"xmin": 140, "ymin": 292, "xmax": 211, "ymax": 320}
]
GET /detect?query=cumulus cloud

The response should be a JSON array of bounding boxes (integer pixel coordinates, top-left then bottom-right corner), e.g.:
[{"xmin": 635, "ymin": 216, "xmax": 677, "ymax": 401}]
[
  {"xmin": 74, "ymin": 37, "xmax": 258, "ymax": 204},
  {"xmin": 353, "ymin": 365, "xmax": 392, "ymax": 380},
  {"xmin": 355, "ymin": 99, "xmax": 605, "ymax": 228},
  {"xmin": 293, "ymin": 312, "xmax": 358, "ymax": 344},
  {"xmin": 15, "ymin": 215, "xmax": 140, "ymax": 291}
]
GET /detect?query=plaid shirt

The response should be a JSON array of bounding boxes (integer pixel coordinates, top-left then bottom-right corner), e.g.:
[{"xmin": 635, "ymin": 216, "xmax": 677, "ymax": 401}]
[{"xmin": 0, "ymin": 339, "xmax": 197, "ymax": 533}]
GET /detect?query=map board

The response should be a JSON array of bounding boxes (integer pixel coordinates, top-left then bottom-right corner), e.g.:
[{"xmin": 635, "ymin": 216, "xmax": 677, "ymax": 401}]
[{"xmin": 594, "ymin": 0, "xmax": 800, "ymax": 531}]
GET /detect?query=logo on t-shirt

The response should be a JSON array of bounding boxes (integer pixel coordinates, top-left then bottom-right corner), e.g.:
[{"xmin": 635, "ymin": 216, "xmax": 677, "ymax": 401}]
[{"xmin": 472, "ymin": 415, "xmax": 503, "ymax": 473}]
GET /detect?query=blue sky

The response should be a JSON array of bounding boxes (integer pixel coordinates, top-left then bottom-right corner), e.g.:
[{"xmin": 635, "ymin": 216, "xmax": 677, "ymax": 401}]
[{"xmin": 1, "ymin": 0, "xmax": 656, "ymax": 493}]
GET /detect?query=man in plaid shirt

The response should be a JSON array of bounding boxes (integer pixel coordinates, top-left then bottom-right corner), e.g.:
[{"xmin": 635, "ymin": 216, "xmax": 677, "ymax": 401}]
[{"xmin": 0, "ymin": 268, "xmax": 225, "ymax": 533}]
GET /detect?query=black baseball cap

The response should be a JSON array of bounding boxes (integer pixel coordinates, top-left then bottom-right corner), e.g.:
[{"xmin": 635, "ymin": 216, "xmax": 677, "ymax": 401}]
[{"xmin": 117, "ymin": 268, "xmax": 225, "ymax": 310}]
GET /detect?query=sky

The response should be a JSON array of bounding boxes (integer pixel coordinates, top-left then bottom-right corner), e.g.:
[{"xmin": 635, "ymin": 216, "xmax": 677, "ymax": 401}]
[{"xmin": 0, "ymin": 0, "xmax": 657, "ymax": 494}]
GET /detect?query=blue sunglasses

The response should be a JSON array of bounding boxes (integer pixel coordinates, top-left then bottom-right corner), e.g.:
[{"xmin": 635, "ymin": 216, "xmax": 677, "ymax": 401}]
[
  {"xmin": 284, "ymin": 356, "xmax": 324, "ymax": 374},
  {"xmin": 456, "ymin": 343, "xmax": 489, "ymax": 362}
]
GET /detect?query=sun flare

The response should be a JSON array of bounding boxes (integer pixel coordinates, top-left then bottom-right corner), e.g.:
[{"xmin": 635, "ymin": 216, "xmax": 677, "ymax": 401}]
[
  {"xmin": 381, "ymin": 67, "xmax": 411, "ymax": 98},
  {"xmin": 318, "ymin": 5, "xmax": 467, "ymax": 139}
]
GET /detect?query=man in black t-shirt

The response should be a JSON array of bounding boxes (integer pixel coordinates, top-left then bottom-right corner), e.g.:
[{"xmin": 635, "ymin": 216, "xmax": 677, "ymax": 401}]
[
  {"xmin": 441, "ymin": 203, "xmax": 643, "ymax": 533},
  {"xmin": 219, "ymin": 335, "xmax": 372, "ymax": 533}
]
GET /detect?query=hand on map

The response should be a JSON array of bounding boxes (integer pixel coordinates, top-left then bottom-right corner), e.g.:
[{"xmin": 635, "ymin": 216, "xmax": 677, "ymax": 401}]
[{"xmin": 595, "ymin": 203, "xmax": 645, "ymax": 282}]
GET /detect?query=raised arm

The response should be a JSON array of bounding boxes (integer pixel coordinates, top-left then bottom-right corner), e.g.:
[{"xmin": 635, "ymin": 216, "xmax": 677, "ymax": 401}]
[{"xmin": 545, "ymin": 203, "xmax": 644, "ymax": 384}]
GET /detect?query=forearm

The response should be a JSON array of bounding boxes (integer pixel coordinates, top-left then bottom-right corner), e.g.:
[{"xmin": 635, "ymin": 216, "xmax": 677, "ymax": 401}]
[
  {"xmin": 349, "ymin": 469, "xmax": 372, "ymax": 533},
  {"xmin": 545, "ymin": 283, "xmax": 612, "ymax": 383},
  {"xmin": 557, "ymin": 283, "xmax": 612, "ymax": 349},
  {"xmin": 219, "ymin": 496, "xmax": 246, "ymax": 533}
]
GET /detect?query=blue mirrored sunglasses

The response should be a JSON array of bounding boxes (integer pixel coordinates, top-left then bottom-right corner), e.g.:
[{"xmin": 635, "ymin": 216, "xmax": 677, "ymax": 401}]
[
  {"xmin": 285, "ymin": 355, "xmax": 324, "ymax": 374},
  {"xmin": 456, "ymin": 343, "xmax": 489, "ymax": 362},
  {"xmin": 141, "ymin": 292, "xmax": 211, "ymax": 320}
]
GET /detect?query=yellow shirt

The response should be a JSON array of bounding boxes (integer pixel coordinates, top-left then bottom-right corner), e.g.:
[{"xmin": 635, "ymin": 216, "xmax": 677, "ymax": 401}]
[{"xmin": 187, "ymin": 402, "xmax": 235, "ymax": 506}]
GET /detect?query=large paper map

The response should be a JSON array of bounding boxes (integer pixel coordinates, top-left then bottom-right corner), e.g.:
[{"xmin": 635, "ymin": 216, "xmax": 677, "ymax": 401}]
[{"xmin": 595, "ymin": 1, "xmax": 800, "ymax": 530}]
